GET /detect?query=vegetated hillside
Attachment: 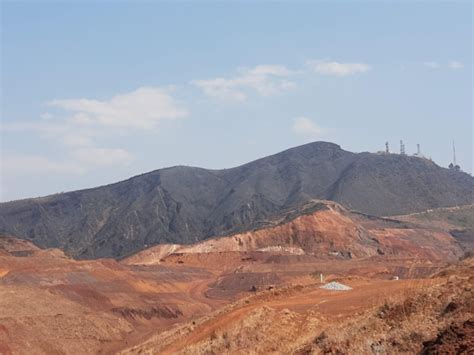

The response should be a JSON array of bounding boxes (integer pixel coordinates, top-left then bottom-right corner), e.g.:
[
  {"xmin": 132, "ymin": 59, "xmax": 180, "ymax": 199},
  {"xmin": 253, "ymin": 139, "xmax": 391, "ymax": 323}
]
[{"xmin": 0, "ymin": 142, "xmax": 472, "ymax": 259}]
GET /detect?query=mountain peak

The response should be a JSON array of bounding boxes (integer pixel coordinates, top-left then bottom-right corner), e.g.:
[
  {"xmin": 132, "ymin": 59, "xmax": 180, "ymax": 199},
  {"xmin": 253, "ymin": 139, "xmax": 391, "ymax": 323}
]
[
  {"xmin": 279, "ymin": 141, "xmax": 343, "ymax": 156},
  {"xmin": 0, "ymin": 142, "xmax": 472, "ymax": 259}
]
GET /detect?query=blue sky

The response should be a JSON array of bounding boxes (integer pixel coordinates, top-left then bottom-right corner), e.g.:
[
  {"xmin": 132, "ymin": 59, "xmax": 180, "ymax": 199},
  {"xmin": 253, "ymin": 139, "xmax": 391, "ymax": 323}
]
[{"xmin": 1, "ymin": 2, "xmax": 472, "ymax": 201}]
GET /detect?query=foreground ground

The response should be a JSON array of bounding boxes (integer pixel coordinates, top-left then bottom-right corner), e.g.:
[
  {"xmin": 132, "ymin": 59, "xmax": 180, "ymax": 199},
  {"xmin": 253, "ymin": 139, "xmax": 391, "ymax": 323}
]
[
  {"xmin": 0, "ymin": 202, "xmax": 473, "ymax": 354},
  {"xmin": 122, "ymin": 260, "xmax": 473, "ymax": 354}
]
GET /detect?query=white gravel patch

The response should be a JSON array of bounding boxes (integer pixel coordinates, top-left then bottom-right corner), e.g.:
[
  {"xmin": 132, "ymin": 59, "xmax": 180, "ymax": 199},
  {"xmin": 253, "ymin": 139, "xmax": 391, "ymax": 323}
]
[{"xmin": 320, "ymin": 281, "xmax": 352, "ymax": 291}]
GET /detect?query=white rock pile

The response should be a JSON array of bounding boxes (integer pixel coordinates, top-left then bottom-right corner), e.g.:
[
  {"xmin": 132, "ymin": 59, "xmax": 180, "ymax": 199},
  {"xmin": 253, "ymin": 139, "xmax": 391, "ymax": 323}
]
[{"xmin": 320, "ymin": 281, "xmax": 352, "ymax": 291}]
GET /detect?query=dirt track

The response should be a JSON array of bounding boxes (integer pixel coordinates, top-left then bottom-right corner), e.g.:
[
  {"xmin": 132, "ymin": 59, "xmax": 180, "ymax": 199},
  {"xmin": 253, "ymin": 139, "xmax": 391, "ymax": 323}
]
[{"xmin": 124, "ymin": 278, "xmax": 440, "ymax": 354}]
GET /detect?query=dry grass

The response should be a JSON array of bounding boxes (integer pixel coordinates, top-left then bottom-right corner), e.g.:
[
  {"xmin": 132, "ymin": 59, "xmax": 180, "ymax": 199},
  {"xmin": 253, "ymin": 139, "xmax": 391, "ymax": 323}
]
[{"xmin": 299, "ymin": 259, "xmax": 474, "ymax": 354}]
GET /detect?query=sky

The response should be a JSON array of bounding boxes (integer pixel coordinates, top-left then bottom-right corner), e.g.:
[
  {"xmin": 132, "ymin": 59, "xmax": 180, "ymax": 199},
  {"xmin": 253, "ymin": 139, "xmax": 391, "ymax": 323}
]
[{"xmin": 1, "ymin": 1, "xmax": 472, "ymax": 202}]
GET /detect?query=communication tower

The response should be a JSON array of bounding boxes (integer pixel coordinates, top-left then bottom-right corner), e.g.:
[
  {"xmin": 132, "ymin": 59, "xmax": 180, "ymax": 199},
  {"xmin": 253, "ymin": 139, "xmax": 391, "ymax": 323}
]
[
  {"xmin": 452, "ymin": 140, "xmax": 457, "ymax": 166},
  {"xmin": 449, "ymin": 140, "xmax": 461, "ymax": 171}
]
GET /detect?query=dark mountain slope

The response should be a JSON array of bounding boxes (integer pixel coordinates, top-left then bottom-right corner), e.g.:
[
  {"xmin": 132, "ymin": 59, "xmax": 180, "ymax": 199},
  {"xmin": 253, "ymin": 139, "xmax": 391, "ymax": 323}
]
[
  {"xmin": 326, "ymin": 152, "xmax": 473, "ymax": 214},
  {"xmin": 0, "ymin": 142, "xmax": 472, "ymax": 259}
]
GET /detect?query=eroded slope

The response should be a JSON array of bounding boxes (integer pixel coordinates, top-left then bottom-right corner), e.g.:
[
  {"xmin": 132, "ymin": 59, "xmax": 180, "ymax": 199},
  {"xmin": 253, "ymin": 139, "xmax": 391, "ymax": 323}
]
[{"xmin": 1, "ymin": 142, "xmax": 472, "ymax": 259}]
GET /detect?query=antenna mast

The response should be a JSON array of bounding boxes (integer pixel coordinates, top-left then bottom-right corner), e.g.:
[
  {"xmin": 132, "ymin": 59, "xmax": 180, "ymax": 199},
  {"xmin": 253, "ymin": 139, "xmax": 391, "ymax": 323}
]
[
  {"xmin": 452, "ymin": 140, "xmax": 457, "ymax": 166},
  {"xmin": 400, "ymin": 140, "xmax": 406, "ymax": 155},
  {"xmin": 385, "ymin": 141, "xmax": 389, "ymax": 153}
]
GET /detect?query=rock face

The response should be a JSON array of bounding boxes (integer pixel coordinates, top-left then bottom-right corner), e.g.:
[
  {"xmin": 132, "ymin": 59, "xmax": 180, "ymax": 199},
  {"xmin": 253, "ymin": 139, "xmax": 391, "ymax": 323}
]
[
  {"xmin": 124, "ymin": 200, "xmax": 464, "ymax": 266},
  {"xmin": 0, "ymin": 141, "xmax": 472, "ymax": 259}
]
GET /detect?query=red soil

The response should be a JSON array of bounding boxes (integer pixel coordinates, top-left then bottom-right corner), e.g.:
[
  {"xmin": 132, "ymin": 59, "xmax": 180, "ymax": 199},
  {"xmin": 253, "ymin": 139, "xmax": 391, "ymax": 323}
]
[{"xmin": 0, "ymin": 202, "xmax": 469, "ymax": 354}]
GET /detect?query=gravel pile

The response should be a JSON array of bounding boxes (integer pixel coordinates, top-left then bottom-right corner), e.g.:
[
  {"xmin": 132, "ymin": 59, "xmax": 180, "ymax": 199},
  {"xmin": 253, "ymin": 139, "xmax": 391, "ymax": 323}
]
[{"xmin": 320, "ymin": 281, "xmax": 352, "ymax": 291}]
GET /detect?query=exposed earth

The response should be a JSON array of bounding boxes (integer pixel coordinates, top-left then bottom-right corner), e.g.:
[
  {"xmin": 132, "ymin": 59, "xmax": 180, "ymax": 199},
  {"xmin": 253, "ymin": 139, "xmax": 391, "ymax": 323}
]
[{"xmin": 0, "ymin": 201, "xmax": 472, "ymax": 354}]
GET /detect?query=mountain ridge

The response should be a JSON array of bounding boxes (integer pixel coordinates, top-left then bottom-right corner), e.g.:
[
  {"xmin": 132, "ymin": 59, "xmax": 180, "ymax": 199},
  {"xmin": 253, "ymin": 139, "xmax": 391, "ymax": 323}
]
[
  {"xmin": 0, "ymin": 141, "xmax": 472, "ymax": 259},
  {"xmin": 3, "ymin": 142, "xmax": 344, "ymax": 203}
]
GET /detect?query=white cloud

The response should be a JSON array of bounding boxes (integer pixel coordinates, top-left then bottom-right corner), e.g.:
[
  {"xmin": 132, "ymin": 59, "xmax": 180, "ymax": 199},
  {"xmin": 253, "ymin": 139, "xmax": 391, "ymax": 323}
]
[
  {"xmin": 292, "ymin": 117, "xmax": 324, "ymax": 138},
  {"xmin": 1, "ymin": 87, "xmax": 187, "ymax": 175},
  {"xmin": 192, "ymin": 64, "xmax": 296, "ymax": 102},
  {"xmin": 1, "ymin": 148, "xmax": 132, "ymax": 179},
  {"xmin": 247, "ymin": 65, "xmax": 294, "ymax": 76},
  {"xmin": 48, "ymin": 87, "xmax": 187, "ymax": 129},
  {"xmin": 2, "ymin": 121, "xmax": 64, "ymax": 134},
  {"xmin": 307, "ymin": 59, "xmax": 371, "ymax": 76},
  {"xmin": 448, "ymin": 61, "xmax": 464, "ymax": 69},
  {"xmin": 1, "ymin": 121, "xmax": 132, "ymax": 172},
  {"xmin": 423, "ymin": 61, "xmax": 440, "ymax": 69},
  {"xmin": 2, "ymin": 120, "xmax": 100, "ymax": 155},
  {"xmin": 2, "ymin": 155, "xmax": 85, "ymax": 175},
  {"xmin": 423, "ymin": 61, "xmax": 464, "ymax": 70}
]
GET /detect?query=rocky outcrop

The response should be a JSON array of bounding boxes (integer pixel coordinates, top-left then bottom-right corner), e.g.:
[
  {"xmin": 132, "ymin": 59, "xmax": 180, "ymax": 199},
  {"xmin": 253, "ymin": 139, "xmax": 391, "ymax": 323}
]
[{"xmin": 125, "ymin": 201, "xmax": 464, "ymax": 265}]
